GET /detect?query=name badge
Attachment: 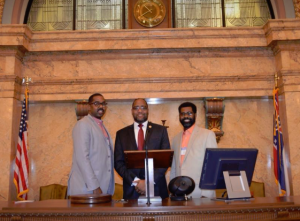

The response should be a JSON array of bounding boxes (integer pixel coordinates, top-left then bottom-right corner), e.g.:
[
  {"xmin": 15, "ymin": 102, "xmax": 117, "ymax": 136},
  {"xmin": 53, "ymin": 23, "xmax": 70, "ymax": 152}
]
[{"xmin": 181, "ymin": 147, "xmax": 187, "ymax": 156}]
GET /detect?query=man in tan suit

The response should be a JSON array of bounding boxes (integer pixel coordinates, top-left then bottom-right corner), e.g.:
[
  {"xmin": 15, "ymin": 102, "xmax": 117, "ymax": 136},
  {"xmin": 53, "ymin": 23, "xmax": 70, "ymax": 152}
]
[
  {"xmin": 170, "ymin": 102, "xmax": 217, "ymax": 198},
  {"xmin": 67, "ymin": 93, "xmax": 114, "ymax": 196}
]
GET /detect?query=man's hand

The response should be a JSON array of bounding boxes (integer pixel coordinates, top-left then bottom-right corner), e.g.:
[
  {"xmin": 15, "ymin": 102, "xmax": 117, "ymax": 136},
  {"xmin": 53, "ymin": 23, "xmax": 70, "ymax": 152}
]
[
  {"xmin": 93, "ymin": 187, "xmax": 103, "ymax": 194},
  {"xmin": 134, "ymin": 180, "xmax": 146, "ymax": 195}
]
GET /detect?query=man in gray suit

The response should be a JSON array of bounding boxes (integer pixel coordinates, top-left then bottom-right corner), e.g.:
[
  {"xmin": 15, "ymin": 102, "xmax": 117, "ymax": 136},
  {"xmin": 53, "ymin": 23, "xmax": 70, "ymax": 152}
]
[
  {"xmin": 170, "ymin": 102, "xmax": 217, "ymax": 198},
  {"xmin": 67, "ymin": 93, "xmax": 114, "ymax": 196}
]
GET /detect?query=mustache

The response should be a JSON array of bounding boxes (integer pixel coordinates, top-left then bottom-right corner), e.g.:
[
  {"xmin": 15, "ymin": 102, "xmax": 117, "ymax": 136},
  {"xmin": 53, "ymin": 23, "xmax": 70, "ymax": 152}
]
[{"xmin": 97, "ymin": 108, "xmax": 104, "ymax": 112}]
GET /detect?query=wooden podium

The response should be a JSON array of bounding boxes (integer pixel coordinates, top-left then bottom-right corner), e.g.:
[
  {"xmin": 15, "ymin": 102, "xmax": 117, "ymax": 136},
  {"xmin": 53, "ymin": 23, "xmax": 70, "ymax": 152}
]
[{"xmin": 124, "ymin": 149, "xmax": 174, "ymax": 202}]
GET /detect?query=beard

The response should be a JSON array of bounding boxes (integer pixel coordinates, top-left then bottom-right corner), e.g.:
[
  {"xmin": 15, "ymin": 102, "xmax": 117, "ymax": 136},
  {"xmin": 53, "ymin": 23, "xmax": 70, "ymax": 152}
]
[
  {"xmin": 180, "ymin": 117, "xmax": 195, "ymax": 130},
  {"xmin": 133, "ymin": 114, "xmax": 148, "ymax": 124}
]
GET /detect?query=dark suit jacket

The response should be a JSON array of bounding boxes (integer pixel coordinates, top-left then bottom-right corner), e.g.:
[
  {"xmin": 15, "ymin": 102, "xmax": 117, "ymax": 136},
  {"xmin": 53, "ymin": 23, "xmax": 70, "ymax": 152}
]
[{"xmin": 114, "ymin": 122, "xmax": 170, "ymax": 200}]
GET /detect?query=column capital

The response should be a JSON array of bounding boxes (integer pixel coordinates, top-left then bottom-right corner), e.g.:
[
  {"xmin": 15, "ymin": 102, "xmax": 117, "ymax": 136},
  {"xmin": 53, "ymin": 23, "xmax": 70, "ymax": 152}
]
[
  {"xmin": 0, "ymin": 0, "xmax": 5, "ymax": 24},
  {"xmin": 293, "ymin": 0, "xmax": 300, "ymax": 18}
]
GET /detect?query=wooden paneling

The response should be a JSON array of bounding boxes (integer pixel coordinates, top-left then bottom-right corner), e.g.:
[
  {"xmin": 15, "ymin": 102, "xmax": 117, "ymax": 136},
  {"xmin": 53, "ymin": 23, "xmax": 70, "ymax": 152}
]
[{"xmin": 1, "ymin": 197, "xmax": 300, "ymax": 221}]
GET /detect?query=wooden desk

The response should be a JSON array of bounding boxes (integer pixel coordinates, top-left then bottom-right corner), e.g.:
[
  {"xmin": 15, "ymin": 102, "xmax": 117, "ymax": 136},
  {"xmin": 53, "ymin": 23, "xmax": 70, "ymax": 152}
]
[{"xmin": 1, "ymin": 197, "xmax": 300, "ymax": 221}]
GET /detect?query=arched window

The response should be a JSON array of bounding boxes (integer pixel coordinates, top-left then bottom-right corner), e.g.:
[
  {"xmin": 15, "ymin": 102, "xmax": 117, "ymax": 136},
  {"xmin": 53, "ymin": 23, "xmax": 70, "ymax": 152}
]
[{"xmin": 24, "ymin": 0, "xmax": 274, "ymax": 31}]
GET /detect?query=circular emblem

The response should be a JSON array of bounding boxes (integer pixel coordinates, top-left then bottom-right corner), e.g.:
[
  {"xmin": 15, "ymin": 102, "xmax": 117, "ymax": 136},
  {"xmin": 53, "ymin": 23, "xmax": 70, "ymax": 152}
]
[{"xmin": 134, "ymin": 0, "xmax": 166, "ymax": 28}]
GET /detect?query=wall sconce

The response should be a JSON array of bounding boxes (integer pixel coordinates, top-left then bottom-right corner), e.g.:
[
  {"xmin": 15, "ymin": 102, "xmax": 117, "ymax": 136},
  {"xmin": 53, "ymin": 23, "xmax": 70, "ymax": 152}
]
[{"xmin": 204, "ymin": 98, "xmax": 225, "ymax": 143}]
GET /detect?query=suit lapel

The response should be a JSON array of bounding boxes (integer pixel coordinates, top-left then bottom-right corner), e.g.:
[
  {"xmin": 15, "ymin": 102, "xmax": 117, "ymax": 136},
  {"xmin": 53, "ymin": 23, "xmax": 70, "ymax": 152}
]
[
  {"xmin": 175, "ymin": 132, "xmax": 183, "ymax": 169},
  {"xmin": 145, "ymin": 122, "xmax": 153, "ymax": 149},
  {"xmin": 87, "ymin": 115, "xmax": 104, "ymax": 137},
  {"xmin": 128, "ymin": 124, "xmax": 138, "ymax": 150},
  {"xmin": 87, "ymin": 115, "xmax": 112, "ymax": 149},
  {"xmin": 101, "ymin": 122, "xmax": 113, "ymax": 149},
  {"xmin": 129, "ymin": 122, "xmax": 153, "ymax": 150},
  {"xmin": 182, "ymin": 126, "xmax": 198, "ymax": 165}
]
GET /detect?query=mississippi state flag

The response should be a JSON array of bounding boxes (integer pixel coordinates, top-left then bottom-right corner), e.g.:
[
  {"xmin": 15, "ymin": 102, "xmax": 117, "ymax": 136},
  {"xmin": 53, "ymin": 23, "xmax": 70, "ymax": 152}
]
[{"xmin": 273, "ymin": 88, "xmax": 289, "ymax": 196}]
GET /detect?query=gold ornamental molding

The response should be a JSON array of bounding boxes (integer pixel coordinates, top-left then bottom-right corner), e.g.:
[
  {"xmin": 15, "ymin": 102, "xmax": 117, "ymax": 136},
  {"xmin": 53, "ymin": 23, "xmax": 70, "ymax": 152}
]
[
  {"xmin": 26, "ymin": 75, "xmax": 273, "ymax": 86},
  {"xmin": 294, "ymin": 0, "xmax": 300, "ymax": 18},
  {"xmin": 204, "ymin": 98, "xmax": 225, "ymax": 143},
  {"xmin": 0, "ymin": 0, "xmax": 5, "ymax": 24}
]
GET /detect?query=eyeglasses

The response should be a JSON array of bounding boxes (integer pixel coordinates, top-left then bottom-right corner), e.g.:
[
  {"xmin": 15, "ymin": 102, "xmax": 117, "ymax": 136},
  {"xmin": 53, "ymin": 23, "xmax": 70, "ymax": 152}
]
[
  {"xmin": 132, "ymin": 106, "xmax": 148, "ymax": 111},
  {"xmin": 90, "ymin": 101, "xmax": 107, "ymax": 107},
  {"xmin": 180, "ymin": 112, "xmax": 194, "ymax": 117}
]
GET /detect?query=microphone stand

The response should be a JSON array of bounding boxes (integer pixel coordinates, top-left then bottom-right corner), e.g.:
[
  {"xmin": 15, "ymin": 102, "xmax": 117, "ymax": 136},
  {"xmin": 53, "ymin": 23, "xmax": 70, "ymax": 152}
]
[{"xmin": 144, "ymin": 124, "xmax": 151, "ymax": 205}]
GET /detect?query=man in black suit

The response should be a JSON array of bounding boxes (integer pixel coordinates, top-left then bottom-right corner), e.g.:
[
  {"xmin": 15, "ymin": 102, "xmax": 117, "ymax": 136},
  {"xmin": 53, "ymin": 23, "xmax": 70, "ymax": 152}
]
[{"xmin": 114, "ymin": 98, "xmax": 170, "ymax": 200}]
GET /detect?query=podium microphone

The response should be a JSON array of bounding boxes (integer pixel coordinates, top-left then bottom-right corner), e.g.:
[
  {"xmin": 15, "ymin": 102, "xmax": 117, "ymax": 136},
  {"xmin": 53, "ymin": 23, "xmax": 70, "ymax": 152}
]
[{"xmin": 144, "ymin": 123, "xmax": 151, "ymax": 205}]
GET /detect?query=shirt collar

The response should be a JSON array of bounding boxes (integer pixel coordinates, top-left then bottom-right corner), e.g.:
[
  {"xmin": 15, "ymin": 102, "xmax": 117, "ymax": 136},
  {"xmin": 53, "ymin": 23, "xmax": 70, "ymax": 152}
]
[
  {"xmin": 134, "ymin": 121, "xmax": 148, "ymax": 128},
  {"xmin": 91, "ymin": 115, "xmax": 103, "ymax": 124},
  {"xmin": 183, "ymin": 124, "xmax": 195, "ymax": 135}
]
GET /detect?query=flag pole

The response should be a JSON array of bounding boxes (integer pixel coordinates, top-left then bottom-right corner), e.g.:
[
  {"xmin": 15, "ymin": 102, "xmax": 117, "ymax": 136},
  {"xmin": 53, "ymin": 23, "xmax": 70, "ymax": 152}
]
[
  {"xmin": 274, "ymin": 72, "xmax": 279, "ymax": 89},
  {"xmin": 13, "ymin": 76, "xmax": 32, "ymax": 201},
  {"xmin": 272, "ymin": 73, "xmax": 290, "ymax": 196},
  {"xmin": 22, "ymin": 77, "xmax": 32, "ymax": 111}
]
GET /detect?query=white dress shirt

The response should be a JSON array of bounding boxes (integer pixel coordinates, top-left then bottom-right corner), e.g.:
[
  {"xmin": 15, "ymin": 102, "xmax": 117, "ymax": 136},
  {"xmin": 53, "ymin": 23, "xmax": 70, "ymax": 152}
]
[{"xmin": 133, "ymin": 121, "xmax": 148, "ymax": 146}]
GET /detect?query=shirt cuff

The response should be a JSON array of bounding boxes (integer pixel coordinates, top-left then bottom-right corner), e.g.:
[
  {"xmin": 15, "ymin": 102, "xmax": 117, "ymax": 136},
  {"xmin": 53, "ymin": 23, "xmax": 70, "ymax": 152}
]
[{"xmin": 131, "ymin": 177, "xmax": 140, "ymax": 186}]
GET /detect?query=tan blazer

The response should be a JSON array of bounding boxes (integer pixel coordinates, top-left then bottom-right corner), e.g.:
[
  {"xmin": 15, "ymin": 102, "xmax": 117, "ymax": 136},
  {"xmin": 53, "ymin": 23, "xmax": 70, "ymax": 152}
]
[
  {"xmin": 170, "ymin": 125, "xmax": 217, "ymax": 198},
  {"xmin": 67, "ymin": 114, "xmax": 114, "ymax": 196}
]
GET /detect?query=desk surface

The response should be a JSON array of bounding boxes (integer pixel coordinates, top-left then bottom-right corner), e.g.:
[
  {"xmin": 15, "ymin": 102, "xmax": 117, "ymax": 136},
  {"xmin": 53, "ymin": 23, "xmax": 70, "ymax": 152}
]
[{"xmin": 1, "ymin": 196, "xmax": 300, "ymax": 220}]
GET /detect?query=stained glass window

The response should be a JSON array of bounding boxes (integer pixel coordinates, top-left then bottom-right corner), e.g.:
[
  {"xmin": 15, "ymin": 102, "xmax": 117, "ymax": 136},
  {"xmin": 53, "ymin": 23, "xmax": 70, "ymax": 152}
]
[
  {"xmin": 25, "ymin": 0, "xmax": 273, "ymax": 31},
  {"xmin": 26, "ymin": 0, "xmax": 123, "ymax": 31},
  {"xmin": 27, "ymin": 0, "xmax": 73, "ymax": 31},
  {"xmin": 225, "ymin": 0, "xmax": 271, "ymax": 27},
  {"xmin": 175, "ymin": 0, "xmax": 222, "ymax": 28},
  {"xmin": 174, "ymin": 0, "xmax": 272, "ymax": 28},
  {"xmin": 77, "ymin": 0, "xmax": 122, "ymax": 30}
]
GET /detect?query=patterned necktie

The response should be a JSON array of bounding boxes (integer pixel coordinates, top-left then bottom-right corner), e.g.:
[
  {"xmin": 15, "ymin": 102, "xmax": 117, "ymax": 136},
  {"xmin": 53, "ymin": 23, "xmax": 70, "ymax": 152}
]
[
  {"xmin": 138, "ymin": 124, "xmax": 144, "ymax": 150},
  {"xmin": 99, "ymin": 121, "xmax": 109, "ymax": 139}
]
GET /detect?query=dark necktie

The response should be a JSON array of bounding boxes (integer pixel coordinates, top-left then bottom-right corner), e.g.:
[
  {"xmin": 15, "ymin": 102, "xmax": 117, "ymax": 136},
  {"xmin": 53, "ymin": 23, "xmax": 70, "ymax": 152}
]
[{"xmin": 138, "ymin": 124, "xmax": 144, "ymax": 150}]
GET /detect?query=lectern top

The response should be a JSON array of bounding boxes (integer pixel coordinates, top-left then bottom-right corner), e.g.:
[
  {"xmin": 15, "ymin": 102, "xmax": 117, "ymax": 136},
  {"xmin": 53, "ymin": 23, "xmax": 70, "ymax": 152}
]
[{"xmin": 124, "ymin": 149, "xmax": 174, "ymax": 169}]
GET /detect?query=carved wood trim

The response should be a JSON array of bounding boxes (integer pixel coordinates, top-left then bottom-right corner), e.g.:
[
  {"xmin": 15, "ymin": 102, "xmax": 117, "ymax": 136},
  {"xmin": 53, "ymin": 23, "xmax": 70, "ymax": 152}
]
[
  {"xmin": 75, "ymin": 101, "xmax": 89, "ymax": 121},
  {"xmin": 204, "ymin": 98, "xmax": 225, "ymax": 143},
  {"xmin": 0, "ymin": 0, "xmax": 4, "ymax": 24},
  {"xmin": 1, "ymin": 206, "xmax": 300, "ymax": 219},
  {"xmin": 293, "ymin": 0, "xmax": 300, "ymax": 18}
]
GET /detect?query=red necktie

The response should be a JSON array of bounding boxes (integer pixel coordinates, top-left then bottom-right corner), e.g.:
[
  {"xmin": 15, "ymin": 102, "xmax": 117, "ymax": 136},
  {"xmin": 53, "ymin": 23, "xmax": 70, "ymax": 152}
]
[{"xmin": 138, "ymin": 124, "xmax": 144, "ymax": 150}]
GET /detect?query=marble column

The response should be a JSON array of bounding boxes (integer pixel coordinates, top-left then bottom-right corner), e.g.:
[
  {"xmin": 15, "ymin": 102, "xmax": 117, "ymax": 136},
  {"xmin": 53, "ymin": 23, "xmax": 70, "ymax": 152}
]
[
  {"xmin": 293, "ymin": 0, "xmax": 300, "ymax": 18},
  {"xmin": 272, "ymin": 40, "xmax": 300, "ymax": 196},
  {"xmin": 0, "ymin": 46, "xmax": 25, "ymax": 200}
]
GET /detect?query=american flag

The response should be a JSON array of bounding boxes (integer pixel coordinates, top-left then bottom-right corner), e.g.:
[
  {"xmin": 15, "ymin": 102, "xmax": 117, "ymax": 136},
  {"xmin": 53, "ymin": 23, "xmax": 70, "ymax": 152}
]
[
  {"xmin": 13, "ymin": 89, "xmax": 29, "ymax": 200},
  {"xmin": 273, "ymin": 88, "xmax": 289, "ymax": 196}
]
